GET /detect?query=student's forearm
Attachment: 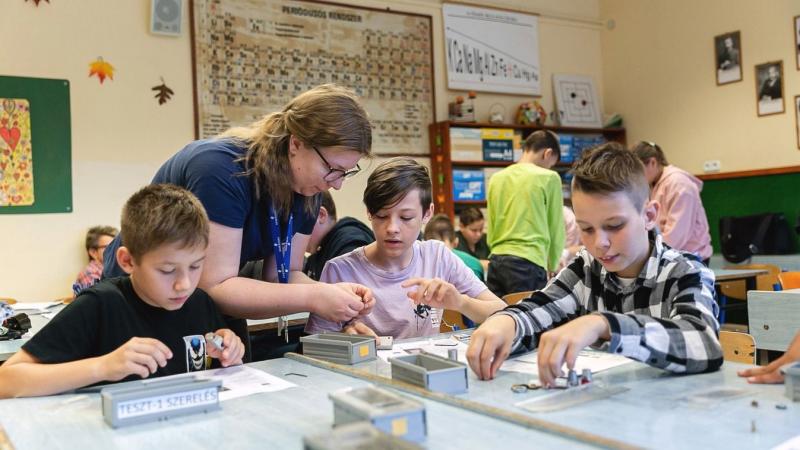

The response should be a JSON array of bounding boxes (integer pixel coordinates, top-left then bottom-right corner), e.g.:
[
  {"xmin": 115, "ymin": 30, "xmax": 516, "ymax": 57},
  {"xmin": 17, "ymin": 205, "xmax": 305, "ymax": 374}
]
[
  {"xmin": 0, "ymin": 357, "xmax": 106, "ymax": 398},
  {"xmin": 288, "ymin": 270, "xmax": 317, "ymax": 284},
  {"xmin": 458, "ymin": 296, "xmax": 508, "ymax": 323},
  {"xmin": 206, "ymin": 276, "xmax": 320, "ymax": 319}
]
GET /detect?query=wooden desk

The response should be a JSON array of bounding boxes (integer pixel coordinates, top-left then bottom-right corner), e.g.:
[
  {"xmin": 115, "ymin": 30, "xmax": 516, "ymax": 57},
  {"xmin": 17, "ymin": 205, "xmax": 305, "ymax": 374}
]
[
  {"xmin": 713, "ymin": 268, "xmax": 768, "ymax": 324},
  {"xmin": 292, "ymin": 333, "xmax": 800, "ymax": 449},
  {"xmin": 0, "ymin": 357, "xmax": 597, "ymax": 450}
]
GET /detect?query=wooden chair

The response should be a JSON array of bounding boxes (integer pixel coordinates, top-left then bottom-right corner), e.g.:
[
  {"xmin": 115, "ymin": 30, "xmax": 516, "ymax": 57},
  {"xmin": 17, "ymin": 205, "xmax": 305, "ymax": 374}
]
[
  {"xmin": 719, "ymin": 264, "xmax": 781, "ymax": 300},
  {"xmin": 719, "ymin": 330, "xmax": 756, "ymax": 364},
  {"xmin": 440, "ymin": 309, "xmax": 468, "ymax": 333},
  {"xmin": 0, "ymin": 297, "xmax": 17, "ymax": 305},
  {"xmin": 778, "ymin": 271, "xmax": 800, "ymax": 290},
  {"xmin": 502, "ymin": 291, "xmax": 534, "ymax": 305}
]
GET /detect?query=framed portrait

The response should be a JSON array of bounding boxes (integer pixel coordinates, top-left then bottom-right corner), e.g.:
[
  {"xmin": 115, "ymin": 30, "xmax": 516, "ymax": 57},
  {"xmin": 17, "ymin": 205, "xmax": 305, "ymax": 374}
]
[
  {"xmin": 795, "ymin": 96, "xmax": 800, "ymax": 149},
  {"xmin": 714, "ymin": 31, "xmax": 742, "ymax": 85},
  {"xmin": 795, "ymin": 16, "xmax": 800, "ymax": 70},
  {"xmin": 754, "ymin": 61, "xmax": 785, "ymax": 117}
]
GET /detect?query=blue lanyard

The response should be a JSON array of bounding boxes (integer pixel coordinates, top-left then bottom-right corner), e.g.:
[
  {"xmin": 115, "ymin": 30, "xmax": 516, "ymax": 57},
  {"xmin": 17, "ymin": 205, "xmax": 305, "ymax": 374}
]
[{"xmin": 269, "ymin": 205, "xmax": 293, "ymax": 284}]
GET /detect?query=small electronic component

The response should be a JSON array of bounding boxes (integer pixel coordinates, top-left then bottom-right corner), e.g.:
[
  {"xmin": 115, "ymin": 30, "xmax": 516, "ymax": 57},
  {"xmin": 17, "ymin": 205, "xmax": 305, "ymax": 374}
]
[
  {"xmin": 376, "ymin": 336, "xmax": 394, "ymax": 350},
  {"xmin": 447, "ymin": 349, "xmax": 458, "ymax": 361},
  {"xmin": 205, "ymin": 332, "xmax": 224, "ymax": 352}
]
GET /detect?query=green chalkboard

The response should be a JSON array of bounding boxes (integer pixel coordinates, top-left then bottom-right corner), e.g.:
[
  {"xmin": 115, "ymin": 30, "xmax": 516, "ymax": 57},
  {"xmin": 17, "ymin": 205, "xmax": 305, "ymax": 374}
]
[
  {"xmin": 701, "ymin": 172, "xmax": 800, "ymax": 253},
  {"xmin": 0, "ymin": 75, "xmax": 71, "ymax": 214}
]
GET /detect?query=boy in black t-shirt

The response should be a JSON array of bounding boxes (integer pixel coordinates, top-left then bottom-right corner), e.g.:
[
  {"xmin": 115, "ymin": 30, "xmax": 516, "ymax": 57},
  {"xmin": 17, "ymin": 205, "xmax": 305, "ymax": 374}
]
[{"xmin": 0, "ymin": 184, "xmax": 245, "ymax": 398}]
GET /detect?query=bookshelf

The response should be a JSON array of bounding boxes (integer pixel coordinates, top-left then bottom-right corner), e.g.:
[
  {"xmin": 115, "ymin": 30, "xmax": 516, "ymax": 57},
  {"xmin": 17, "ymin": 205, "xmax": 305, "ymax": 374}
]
[{"xmin": 428, "ymin": 121, "xmax": 627, "ymax": 219}]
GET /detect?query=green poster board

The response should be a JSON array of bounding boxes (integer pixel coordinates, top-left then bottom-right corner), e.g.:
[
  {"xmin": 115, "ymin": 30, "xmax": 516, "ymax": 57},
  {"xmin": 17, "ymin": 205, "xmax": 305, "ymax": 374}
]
[
  {"xmin": 0, "ymin": 75, "xmax": 72, "ymax": 214},
  {"xmin": 701, "ymin": 172, "xmax": 800, "ymax": 253}
]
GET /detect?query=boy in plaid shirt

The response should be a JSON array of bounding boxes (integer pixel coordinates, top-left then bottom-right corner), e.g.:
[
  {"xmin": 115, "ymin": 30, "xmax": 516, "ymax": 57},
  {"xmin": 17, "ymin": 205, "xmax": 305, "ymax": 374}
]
[{"xmin": 467, "ymin": 143, "xmax": 722, "ymax": 385}]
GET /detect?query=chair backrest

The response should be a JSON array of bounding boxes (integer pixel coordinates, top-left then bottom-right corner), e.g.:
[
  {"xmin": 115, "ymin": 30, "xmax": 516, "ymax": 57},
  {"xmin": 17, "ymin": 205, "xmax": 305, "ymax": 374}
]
[
  {"xmin": 0, "ymin": 297, "xmax": 17, "ymax": 305},
  {"xmin": 719, "ymin": 330, "xmax": 756, "ymax": 364},
  {"xmin": 502, "ymin": 291, "xmax": 534, "ymax": 305},
  {"xmin": 440, "ymin": 309, "xmax": 467, "ymax": 333},
  {"xmin": 778, "ymin": 271, "xmax": 800, "ymax": 290}
]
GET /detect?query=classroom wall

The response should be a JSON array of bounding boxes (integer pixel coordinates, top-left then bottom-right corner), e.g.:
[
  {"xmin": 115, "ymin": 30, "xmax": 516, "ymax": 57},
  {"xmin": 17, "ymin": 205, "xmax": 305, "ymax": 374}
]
[
  {"xmin": 599, "ymin": 0, "xmax": 800, "ymax": 174},
  {"xmin": 0, "ymin": 0, "xmax": 604, "ymax": 301}
]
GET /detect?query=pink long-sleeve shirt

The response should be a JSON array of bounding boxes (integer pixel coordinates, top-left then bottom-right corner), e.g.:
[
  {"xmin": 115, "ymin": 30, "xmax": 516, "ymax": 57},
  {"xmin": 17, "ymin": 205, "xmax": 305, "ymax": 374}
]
[{"xmin": 651, "ymin": 165, "xmax": 713, "ymax": 260}]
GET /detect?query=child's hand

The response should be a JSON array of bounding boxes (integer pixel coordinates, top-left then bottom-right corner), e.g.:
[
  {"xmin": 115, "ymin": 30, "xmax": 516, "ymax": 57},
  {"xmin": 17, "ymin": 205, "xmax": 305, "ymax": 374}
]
[
  {"xmin": 314, "ymin": 283, "xmax": 367, "ymax": 322},
  {"xmin": 101, "ymin": 337, "xmax": 173, "ymax": 381},
  {"xmin": 536, "ymin": 315, "xmax": 611, "ymax": 387},
  {"xmin": 343, "ymin": 321, "xmax": 378, "ymax": 337},
  {"xmin": 207, "ymin": 329, "xmax": 244, "ymax": 367},
  {"xmin": 738, "ymin": 331, "xmax": 800, "ymax": 384},
  {"xmin": 466, "ymin": 315, "xmax": 517, "ymax": 380},
  {"xmin": 342, "ymin": 282, "xmax": 375, "ymax": 316},
  {"xmin": 402, "ymin": 278, "xmax": 463, "ymax": 311}
]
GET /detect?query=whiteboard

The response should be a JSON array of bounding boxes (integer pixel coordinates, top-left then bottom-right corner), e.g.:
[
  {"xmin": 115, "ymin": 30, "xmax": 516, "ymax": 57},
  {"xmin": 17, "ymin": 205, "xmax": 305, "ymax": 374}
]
[{"xmin": 443, "ymin": 3, "xmax": 540, "ymax": 95}]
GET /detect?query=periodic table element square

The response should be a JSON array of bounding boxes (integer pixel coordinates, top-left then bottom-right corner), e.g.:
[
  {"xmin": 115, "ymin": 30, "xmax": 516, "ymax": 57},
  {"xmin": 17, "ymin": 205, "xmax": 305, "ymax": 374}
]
[{"xmin": 552, "ymin": 74, "xmax": 603, "ymax": 128}]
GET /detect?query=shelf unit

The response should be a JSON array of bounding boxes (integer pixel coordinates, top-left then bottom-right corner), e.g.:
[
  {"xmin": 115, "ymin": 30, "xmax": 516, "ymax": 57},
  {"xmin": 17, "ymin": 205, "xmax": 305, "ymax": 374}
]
[{"xmin": 428, "ymin": 121, "xmax": 627, "ymax": 219}]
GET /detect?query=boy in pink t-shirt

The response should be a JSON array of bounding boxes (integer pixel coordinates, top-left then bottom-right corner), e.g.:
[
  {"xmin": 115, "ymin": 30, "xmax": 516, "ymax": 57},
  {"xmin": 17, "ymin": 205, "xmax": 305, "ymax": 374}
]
[{"xmin": 305, "ymin": 158, "xmax": 505, "ymax": 338}]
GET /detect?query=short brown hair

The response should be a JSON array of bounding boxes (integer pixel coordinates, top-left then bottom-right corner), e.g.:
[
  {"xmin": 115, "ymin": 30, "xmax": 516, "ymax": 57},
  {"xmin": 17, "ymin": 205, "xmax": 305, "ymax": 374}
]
[
  {"xmin": 632, "ymin": 141, "xmax": 669, "ymax": 166},
  {"xmin": 320, "ymin": 190, "xmax": 337, "ymax": 221},
  {"xmin": 121, "ymin": 184, "xmax": 210, "ymax": 260},
  {"xmin": 85, "ymin": 225, "xmax": 118, "ymax": 259},
  {"xmin": 363, "ymin": 157, "xmax": 432, "ymax": 215},
  {"xmin": 523, "ymin": 130, "xmax": 560, "ymax": 161},
  {"xmin": 424, "ymin": 214, "xmax": 456, "ymax": 242},
  {"xmin": 458, "ymin": 207, "xmax": 483, "ymax": 227},
  {"xmin": 572, "ymin": 142, "xmax": 649, "ymax": 211}
]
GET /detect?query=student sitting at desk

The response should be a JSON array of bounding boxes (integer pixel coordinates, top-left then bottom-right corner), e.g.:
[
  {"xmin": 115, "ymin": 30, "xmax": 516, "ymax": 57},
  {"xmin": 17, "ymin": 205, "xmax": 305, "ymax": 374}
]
[
  {"xmin": 466, "ymin": 143, "xmax": 723, "ymax": 386},
  {"xmin": 305, "ymin": 158, "xmax": 506, "ymax": 339},
  {"xmin": 0, "ymin": 185, "xmax": 245, "ymax": 398}
]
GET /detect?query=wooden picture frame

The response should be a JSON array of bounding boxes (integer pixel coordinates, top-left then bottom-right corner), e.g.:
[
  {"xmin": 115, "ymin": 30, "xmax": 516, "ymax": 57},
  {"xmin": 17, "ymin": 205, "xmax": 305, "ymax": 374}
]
[
  {"xmin": 755, "ymin": 61, "xmax": 785, "ymax": 117},
  {"xmin": 795, "ymin": 96, "xmax": 800, "ymax": 149},
  {"xmin": 714, "ymin": 31, "xmax": 742, "ymax": 85},
  {"xmin": 794, "ymin": 16, "xmax": 800, "ymax": 70}
]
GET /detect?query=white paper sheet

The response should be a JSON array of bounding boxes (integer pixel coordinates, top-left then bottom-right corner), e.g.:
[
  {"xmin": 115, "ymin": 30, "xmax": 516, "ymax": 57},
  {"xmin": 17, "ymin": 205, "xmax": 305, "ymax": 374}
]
[
  {"xmin": 500, "ymin": 349, "xmax": 633, "ymax": 376},
  {"xmin": 195, "ymin": 365, "xmax": 296, "ymax": 401},
  {"xmin": 773, "ymin": 435, "xmax": 800, "ymax": 450},
  {"xmin": 10, "ymin": 301, "xmax": 62, "ymax": 312}
]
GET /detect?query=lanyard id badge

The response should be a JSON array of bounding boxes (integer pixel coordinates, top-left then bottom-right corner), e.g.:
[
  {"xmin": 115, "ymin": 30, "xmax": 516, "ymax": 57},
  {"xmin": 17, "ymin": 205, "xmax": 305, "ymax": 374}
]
[{"xmin": 269, "ymin": 205, "xmax": 293, "ymax": 343}]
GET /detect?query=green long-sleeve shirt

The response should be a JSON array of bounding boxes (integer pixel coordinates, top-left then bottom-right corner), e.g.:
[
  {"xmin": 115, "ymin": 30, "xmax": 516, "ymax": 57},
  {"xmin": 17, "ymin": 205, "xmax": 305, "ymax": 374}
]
[{"xmin": 487, "ymin": 163, "xmax": 565, "ymax": 271}]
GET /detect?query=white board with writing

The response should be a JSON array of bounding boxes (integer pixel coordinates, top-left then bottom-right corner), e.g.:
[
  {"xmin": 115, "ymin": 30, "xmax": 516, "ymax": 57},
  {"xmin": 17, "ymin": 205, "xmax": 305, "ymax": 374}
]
[{"xmin": 443, "ymin": 3, "xmax": 540, "ymax": 95}]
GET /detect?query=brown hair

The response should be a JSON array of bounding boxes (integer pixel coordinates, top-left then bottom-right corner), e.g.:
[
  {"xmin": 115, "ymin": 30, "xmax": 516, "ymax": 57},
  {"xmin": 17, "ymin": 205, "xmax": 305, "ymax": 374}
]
[
  {"xmin": 85, "ymin": 225, "xmax": 118, "ymax": 260},
  {"xmin": 632, "ymin": 141, "xmax": 669, "ymax": 166},
  {"xmin": 458, "ymin": 207, "xmax": 483, "ymax": 227},
  {"xmin": 320, "ymin": 190, "xmax": 337, "ymax": 221},
  {"xmin": 572, "ymin": 142, "xmax": 649, "ymax": 211},
  {"xmin": 363, "ymin": 157, "xmax": 431, "ymax": 215},
  {"xmin": 523, "ymin": 130, "xmax": 561, "ymax": 161},
  {"xmin": 424, "ymin": 214, "xmax": 456, "ymax": 242},
  {"xmin": 121, "ymin": 184, "xmax": 210, "ymax": 260},
  {"xmin": 220, "ymin": 84, "xmax": 372, "ymax": 219}
]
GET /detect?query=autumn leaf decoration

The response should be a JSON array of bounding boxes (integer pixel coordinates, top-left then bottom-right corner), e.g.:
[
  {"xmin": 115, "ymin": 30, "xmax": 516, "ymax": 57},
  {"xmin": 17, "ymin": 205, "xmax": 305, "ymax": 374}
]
[
  {"xmin": 152, "ymin": 78, "xmax": 174, "ymax": 105},
  {"xmin": 88, "ymin": 57, "xmax": 114, "ymax": 84}
]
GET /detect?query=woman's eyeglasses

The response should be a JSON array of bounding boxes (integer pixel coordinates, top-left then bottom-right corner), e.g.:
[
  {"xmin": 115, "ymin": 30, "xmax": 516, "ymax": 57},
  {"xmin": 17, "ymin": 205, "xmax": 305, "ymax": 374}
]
[{"xmin": 312, "ymin": 145, "xmax": 361, "ymax": 182}]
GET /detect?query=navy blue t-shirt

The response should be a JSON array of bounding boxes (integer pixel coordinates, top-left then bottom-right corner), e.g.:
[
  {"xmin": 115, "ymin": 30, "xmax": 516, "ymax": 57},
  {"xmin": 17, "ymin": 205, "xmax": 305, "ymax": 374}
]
[{"xmin": 104, "ymin": 139, "xmax": 317, "ymax": 277}]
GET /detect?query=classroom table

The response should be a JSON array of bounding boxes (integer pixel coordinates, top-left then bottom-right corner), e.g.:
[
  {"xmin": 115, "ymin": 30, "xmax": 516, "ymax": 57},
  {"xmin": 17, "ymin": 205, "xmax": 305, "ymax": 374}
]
[
  {"xmin": 0, "ymin": 306, "xmax": 62, "ymax": 362},
  {"xmin": 290, "ymin": 332, "xmax": 800, "ymax": 450},
  {"xmin": 0, "ymin": 357, "xmax": 601, "ymax": 450},
  {"xmin": 712, "ymin": 268, "xmax": 768, "ymax": 324}
]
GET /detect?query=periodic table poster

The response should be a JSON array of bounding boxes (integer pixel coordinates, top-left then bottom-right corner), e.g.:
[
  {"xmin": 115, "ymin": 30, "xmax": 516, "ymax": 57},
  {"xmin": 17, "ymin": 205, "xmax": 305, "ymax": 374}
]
[{"xmin": 191, "ymin": 0, "xmax": 435, "ymax": 155}]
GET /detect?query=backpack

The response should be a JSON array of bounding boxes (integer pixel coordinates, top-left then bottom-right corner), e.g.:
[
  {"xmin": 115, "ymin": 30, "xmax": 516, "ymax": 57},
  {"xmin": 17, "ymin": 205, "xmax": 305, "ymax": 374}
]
[{"xmin": 719, "ymin": 213, "xmax": 795, "ymax": 263}]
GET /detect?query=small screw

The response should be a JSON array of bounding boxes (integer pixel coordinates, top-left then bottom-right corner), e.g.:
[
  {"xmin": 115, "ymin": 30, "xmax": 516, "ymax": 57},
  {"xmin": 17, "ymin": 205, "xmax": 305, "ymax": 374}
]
[
  {"xmin": 776, "ymin": 404, "xmax": 788, "ymax": 410},
  {"xmin": 751, "ymin": 400, "xmax": 759, "ymax": 408},
  {"xmin": 751, "ymin": 420, "xmax": 756, "ymax": 433}
]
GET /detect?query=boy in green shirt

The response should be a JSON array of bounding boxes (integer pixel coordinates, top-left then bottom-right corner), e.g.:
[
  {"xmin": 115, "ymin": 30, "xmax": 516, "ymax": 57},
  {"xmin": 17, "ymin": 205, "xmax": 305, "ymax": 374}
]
[{"xmin": 486, "ymin": 130, "xmax": 565, "ymax": 297}]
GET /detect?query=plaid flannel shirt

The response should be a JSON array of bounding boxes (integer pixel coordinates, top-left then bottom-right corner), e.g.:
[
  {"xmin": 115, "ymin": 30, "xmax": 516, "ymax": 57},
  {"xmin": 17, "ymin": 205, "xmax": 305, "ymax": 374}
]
[{"xmin": 496, "ymin": 232, "xmax": 723, "ymax": 373}]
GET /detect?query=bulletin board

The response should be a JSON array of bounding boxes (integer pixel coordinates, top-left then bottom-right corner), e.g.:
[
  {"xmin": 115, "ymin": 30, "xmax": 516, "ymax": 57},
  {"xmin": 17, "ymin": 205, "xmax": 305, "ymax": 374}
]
[
  {"xmin": 443, "ymin": 3, "xmax": 540, "ymax": 95},
  {"xmin": 0, "ymin": 76, "xmax": 72, "ymax": 215},
  {"xmin": 190, "ymin": 0, "xmax": 436, "ymax": 155}
]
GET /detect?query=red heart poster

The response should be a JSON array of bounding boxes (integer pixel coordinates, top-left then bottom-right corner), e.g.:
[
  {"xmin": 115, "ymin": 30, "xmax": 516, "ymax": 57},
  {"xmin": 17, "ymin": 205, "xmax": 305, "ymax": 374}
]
[{"xmin": 0, "ymin": 98, "xmax": 34, "ymax": 206}]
